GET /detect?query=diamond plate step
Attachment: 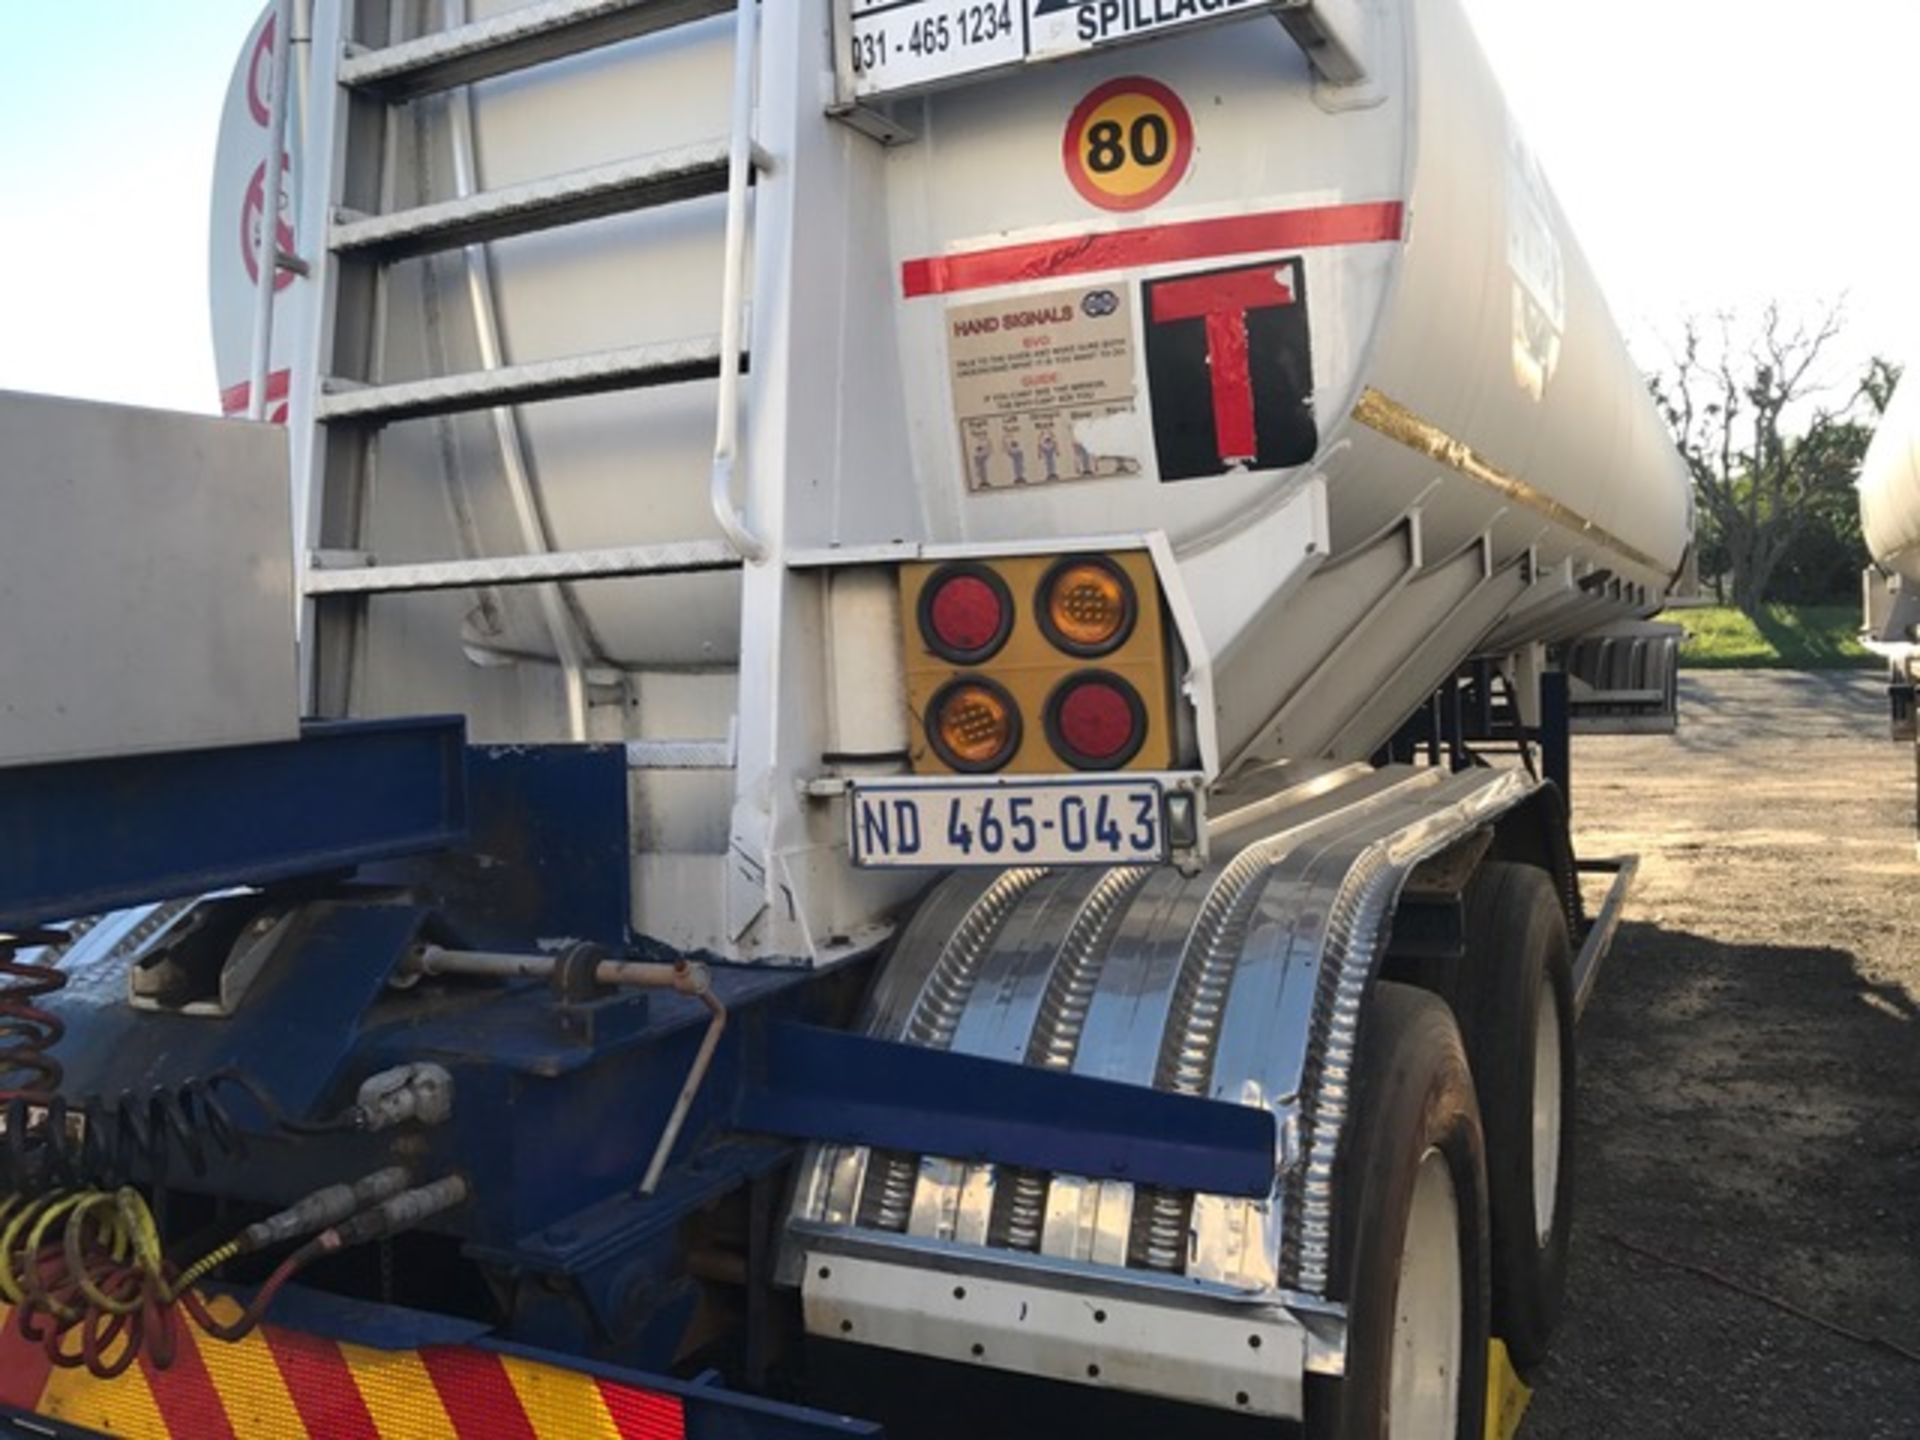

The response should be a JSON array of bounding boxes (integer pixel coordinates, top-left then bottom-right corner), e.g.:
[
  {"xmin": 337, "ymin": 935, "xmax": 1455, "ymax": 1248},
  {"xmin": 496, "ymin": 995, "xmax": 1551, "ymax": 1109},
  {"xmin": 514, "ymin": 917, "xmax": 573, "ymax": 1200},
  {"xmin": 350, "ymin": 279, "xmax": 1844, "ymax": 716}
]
[
  {"xmin": 332, "ymin": 141, "xmax": 745, "ymax": 261},
  {"xmin": 625, "ymin": 736, "xmax": 737, "ymax": 770},
  {"xmin": 341, "ymin": 0, "xmax": 734, "ymax": 102},
  {"xmin": 317, "ymin": 338, "xmax": 730, "ymax": 425}
]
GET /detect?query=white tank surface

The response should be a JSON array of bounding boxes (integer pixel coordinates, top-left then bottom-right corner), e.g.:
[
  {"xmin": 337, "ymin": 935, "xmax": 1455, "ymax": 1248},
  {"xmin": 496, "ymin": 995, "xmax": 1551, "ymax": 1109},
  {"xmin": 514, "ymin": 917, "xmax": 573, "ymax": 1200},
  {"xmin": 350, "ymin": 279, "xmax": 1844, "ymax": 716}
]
[
  {"xmin": 208, "ymin": 0, "xmax": 1693, "ymax": 954},
  {"xmin": 876, "ymin": 2, "xmax": 1692, "ymax": 566},
  {"xmin": 1862, "ymin": 371, "xmax": 1920, "ymax": 586},
  {"xmin": 211, "ymin": 6, "xmax": 1689, "ymax": 645}
]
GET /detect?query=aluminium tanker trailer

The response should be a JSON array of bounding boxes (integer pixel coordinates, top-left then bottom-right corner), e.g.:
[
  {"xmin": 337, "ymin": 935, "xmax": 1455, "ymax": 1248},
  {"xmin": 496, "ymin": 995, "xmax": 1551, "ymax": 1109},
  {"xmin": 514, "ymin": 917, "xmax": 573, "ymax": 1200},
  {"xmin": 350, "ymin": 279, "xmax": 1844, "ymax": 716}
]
[
  {"xmin": 0, "ymin": 2, "xmax": 1690, "ymax": 1437},
  {"xmin": 1859, "ymin": 364, "xmax": 1920, "ymax": 837}
]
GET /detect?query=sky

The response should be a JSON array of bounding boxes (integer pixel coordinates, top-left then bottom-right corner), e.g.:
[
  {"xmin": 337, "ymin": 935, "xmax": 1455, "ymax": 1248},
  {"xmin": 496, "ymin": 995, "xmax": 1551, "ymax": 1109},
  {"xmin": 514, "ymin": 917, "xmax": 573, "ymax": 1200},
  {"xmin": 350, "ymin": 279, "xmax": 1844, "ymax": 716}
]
[
  {"xmin": 0, "ymin": 2, "xmax": 266, "ymax": 413},
  {"xmin": 1466, "ymin": 0, "xmax": 1919, "ymax": 394},
  {"xmin": 0, "ymin": 0, "xmax": 1913, "ymax": 414}
]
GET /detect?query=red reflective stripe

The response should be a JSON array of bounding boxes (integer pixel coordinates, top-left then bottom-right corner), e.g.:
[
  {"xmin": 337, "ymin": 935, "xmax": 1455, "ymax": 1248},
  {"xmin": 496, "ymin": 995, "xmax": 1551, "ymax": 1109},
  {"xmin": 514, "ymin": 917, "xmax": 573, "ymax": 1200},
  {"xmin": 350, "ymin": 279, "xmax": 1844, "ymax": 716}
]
[
  {"xmin": 419, "ymin": 1347, "xmax": 538, "ymax": 1439},
  {"xmin": 263, "ymin": 1326, "xmax": 379, "ymax": 1440},
  {"xmin": 901, "ymin": 201, "xmax": 1405, "ymax": 298},
  {"xmin": 596, "ymin": 1382, "xmax": 687, "ymax": 1440},
  {"xmin": 220, "ymin": 368, "xmax": 293, "ymax": 417},
  {"xmin": 0, "ymin": 1314, "xmax": 53, "ymax": 1409},
  {"xmin": 140, "ymin": 1325, "xmax": 238, "ymax": 1440}
]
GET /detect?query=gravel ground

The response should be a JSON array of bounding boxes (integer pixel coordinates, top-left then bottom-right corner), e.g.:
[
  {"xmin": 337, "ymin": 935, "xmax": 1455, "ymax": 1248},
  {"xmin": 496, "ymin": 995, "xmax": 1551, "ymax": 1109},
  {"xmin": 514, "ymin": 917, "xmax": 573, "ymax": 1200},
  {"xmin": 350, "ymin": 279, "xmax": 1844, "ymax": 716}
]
[{"xmin": 1528, "ymin": 671, "xmax": 1920, "ymax": 1437}]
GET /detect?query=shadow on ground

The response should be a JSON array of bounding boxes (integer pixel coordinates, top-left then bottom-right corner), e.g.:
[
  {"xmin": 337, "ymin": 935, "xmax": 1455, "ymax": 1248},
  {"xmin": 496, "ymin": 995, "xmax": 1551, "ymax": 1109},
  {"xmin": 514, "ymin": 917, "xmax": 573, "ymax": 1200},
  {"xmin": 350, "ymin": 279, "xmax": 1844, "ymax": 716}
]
[
  {"xmin": 1528, "ymin": 920, "xmax": 1920, "ymax": 1437},
  {"xmin": 1750, "ymin": 607, "xmax": 1873, "ymax": 671},
  {"xmin": 1669, "ymin": 671, "xmax": 1887, "ymax": 751}
]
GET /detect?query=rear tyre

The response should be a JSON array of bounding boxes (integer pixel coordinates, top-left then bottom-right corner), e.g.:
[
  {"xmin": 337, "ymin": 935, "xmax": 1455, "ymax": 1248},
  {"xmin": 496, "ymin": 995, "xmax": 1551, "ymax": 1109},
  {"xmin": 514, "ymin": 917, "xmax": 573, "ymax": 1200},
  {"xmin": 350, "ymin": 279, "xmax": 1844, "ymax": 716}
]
[
  {"xmin": 1309, "ymin": 982, "xmax": 1491, "ymax": 1440},
  {"xmin": 1459, "ymin": 861, "xmax": 1576, "ymax": 1372}
]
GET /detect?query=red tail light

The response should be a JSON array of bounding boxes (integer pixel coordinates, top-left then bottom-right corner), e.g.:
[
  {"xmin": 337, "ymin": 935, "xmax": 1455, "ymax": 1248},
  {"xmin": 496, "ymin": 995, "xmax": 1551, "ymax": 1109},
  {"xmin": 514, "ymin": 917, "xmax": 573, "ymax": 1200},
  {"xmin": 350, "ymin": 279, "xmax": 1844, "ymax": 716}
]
[
  {"xmin": 1046, "ymin": 672, "xmax": 1147, "ymax": 770},
  {"xmin": 919, "ymin": 563, "xmax": 1014, "ymax": 664}
]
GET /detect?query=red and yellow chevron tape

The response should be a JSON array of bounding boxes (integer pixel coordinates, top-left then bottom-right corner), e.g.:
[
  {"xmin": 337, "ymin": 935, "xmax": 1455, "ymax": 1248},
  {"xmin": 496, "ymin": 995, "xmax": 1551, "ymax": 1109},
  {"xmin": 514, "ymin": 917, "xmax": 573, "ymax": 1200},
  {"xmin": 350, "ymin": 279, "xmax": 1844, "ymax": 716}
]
[{"xmin": 0, "ymin": 1299, "xmax": 685, "ymax": 1440}]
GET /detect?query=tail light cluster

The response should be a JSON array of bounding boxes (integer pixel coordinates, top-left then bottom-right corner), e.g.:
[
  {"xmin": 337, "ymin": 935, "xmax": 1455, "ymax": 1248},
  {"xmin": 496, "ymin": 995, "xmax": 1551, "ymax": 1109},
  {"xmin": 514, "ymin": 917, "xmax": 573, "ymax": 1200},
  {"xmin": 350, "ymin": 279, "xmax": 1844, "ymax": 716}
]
[{"xmin": 902, "ymin": 552, "xmax": 1173, "ymax": 776}]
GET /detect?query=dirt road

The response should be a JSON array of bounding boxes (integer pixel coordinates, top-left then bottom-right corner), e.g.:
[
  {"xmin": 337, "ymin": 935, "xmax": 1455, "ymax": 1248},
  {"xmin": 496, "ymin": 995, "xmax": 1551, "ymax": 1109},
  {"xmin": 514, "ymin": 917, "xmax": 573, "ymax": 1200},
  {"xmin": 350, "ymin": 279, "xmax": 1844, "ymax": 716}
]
[{"xmin": 1530, "ymin": 671, "xmax": 1920, "ymax": 1436}]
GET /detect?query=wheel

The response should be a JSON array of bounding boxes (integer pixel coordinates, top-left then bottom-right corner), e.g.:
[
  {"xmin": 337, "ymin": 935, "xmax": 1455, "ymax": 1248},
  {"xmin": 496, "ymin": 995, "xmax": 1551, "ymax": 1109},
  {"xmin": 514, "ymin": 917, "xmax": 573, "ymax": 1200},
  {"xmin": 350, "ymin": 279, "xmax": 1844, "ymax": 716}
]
[
  {"xmin": 1308, "ymin": 982, "xmax": 1491, "ymax": 1440},
  {"xmin": 1459, "ymin": 861, "xmax": 1576, "ymax": 1372}
]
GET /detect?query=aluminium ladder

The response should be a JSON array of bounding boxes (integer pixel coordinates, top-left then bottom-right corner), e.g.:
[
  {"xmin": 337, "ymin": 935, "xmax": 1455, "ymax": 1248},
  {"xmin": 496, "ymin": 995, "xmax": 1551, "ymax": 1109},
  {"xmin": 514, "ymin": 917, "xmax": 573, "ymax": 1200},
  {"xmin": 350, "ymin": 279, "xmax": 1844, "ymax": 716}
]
[{"xmin": 278, "ymin": 0, "xmax": 766, "ymax": 761}]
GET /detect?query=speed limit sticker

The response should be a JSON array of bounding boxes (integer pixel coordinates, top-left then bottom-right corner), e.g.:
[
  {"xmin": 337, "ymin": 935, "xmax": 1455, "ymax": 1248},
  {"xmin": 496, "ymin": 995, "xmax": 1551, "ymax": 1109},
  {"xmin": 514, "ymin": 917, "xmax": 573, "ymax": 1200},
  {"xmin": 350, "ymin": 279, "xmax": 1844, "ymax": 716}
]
[{"xmin": 1062, "ymin": 77, "xmax": 1194, "ymax": 213}]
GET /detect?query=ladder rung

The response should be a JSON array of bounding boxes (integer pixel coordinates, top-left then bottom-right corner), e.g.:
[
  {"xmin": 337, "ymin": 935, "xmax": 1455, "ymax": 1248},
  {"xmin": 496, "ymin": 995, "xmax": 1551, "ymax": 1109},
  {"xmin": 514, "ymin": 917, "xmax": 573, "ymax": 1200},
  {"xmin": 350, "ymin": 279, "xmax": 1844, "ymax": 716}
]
[
  {"xmin": 626, "ymin": 737, "xmax": 736, "ymax": 770},
  {"xmin": 317, "ymin": 339, "xmax": 729, "ymax": 425},
  {"xmin": 332, "ymin": 141, "xmax": 737, "ymax": 260},
  {"xmin": 340, "ymin": 0, "xmax": 735, "ymax": 102},
  {"xmin": 305, "ymin": 540, "xmax": 742, "ymax": 596}
]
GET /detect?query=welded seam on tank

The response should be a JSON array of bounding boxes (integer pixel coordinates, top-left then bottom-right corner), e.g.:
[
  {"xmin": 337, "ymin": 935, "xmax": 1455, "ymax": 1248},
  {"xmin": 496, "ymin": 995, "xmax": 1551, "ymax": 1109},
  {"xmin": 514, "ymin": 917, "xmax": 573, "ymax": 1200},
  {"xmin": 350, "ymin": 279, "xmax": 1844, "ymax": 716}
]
[
  {"xmin": 410, "ymin": 68, "xmax": 520, "ymax": 697},
  {"xmin": 443, "ymin": 0, "xmax": 599, "ymax": 738},
  {"xmin": 988, "ymin": 866, "xmax": 1154, "ymax": 1252},
  {"xmin": 1114, "ymin": 775, "xmax": 1456, "ymax": 1270},
  {"xmin": 1117, "ymin": 788, "xmax": 1443, "ymax": 1275},
  {"xmin": 1127, "ymin": 841, "xmax": 1295, "ymax": 1272},
  {"xmin": 855, "ymin": 867, "xmax": 1051, "ymax": 1233},
  {"xmin": 1352, "ymin": 387, "xmax": 1667, "ymax": 575},
  {"xmin": 1282, "ymin": 844, "xmax": 1399, "ymax": 1296},
  {"xmin": 1281, "ymin": 773, "xmax": 1537, "ymax": 1294}
]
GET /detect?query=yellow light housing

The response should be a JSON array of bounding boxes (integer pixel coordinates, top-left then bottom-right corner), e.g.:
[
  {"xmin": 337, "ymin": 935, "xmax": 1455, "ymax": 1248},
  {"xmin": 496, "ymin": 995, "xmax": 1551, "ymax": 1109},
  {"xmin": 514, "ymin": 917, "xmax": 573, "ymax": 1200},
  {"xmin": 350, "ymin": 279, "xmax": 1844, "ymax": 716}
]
[
  {"xmin": 926, "ymin": 678, "xmax": 1021, "ymax": 773},
  {"xmin": 1039, "ymin": 557, "xmax": 1136, "ymax": 657},
  {"xmin": 898, "ymin": 551, "xmax": 1173, "ymax": 775}
]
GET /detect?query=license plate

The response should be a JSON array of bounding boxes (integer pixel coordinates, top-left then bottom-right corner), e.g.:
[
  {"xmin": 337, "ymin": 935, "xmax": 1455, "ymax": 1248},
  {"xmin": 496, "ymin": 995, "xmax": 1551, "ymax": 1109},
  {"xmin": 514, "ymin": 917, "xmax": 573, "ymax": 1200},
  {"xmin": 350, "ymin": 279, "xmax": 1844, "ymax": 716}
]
[{"xmin": 849, "ymin": 779, "xmax": 1168, "ymax": 869}]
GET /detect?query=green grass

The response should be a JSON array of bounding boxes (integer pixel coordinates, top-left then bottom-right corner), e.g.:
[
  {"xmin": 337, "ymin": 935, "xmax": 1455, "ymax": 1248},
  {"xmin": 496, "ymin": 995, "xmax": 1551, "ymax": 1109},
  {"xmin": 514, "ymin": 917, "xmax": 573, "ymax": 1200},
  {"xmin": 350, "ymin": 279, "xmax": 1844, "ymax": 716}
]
[{"xmin": 1661, "ymin": 604, "xmax": 1875, "ymax": 670}]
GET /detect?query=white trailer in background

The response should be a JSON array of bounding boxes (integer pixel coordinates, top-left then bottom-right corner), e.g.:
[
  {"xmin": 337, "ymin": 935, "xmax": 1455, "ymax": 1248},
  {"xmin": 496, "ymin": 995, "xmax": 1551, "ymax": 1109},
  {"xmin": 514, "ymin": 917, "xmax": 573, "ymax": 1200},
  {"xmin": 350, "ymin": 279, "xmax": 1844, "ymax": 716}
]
[
  {"xmin": 4, "ymin": 3, "xmax": 1691, "ymax": 1437},
  {"xmin": 1862, "ymin": 372, "xmax": 1920, "ymax": 595},
  {"xmin": 1859, "ymin": 368, "xmax": 1920, "ymax": 835}
]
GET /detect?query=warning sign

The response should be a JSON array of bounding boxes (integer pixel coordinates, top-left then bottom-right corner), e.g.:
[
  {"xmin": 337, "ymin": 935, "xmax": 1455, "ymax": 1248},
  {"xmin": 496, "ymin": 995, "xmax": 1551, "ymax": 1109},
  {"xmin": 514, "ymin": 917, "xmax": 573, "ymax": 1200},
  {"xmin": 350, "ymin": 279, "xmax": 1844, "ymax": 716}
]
[
  {"xmin": 841, "ymin": 0, "xmax": 1284, "ymax": 101},
  {"xmin": 1063, "ymin": 76, "xmax": 1194, "ymax": 213},
  {"xmin": 1143, "ymin": 256, "xmax": 1317, "ymax": 481},
  {"xmin": 1028, "ymin": 0, "xmax": 1274, "ymax": 56},
  {"xmin": 947, "ymin": 285, "xmax": 1144, "ymax": 492}
]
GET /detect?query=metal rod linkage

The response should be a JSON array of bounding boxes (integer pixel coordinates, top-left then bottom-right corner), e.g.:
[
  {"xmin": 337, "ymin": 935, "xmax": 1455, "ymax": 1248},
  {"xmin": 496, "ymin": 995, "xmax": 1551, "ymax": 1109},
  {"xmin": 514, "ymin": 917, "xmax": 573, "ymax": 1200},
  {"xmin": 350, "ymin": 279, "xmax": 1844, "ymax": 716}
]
[
  {"xmin": 1571, "ymin": 856, "xmax": 1637, "ymax": 1021},
  {"xmin": 403, "ymin": 945, "xmax": 727, "ymax": 1196},
  {"xmin": 444, "ymin": 0, "xmax": 593, "ymax": 741}
]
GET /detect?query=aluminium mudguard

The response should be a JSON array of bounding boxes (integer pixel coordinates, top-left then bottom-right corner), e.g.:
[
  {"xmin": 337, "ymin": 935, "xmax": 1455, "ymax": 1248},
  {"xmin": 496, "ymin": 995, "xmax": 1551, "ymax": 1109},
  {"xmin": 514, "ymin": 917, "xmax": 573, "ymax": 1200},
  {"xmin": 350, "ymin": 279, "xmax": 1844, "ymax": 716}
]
[{"xmin": 784, "ymin": 762, "xmax": 1543, "ymax": 1416}]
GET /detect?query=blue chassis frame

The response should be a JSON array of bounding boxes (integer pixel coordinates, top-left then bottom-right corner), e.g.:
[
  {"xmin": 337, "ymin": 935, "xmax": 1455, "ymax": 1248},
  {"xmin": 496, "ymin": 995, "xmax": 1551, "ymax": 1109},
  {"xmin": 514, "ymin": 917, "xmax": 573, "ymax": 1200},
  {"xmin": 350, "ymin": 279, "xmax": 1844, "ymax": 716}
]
[{"xmin": 0, "ymin": 720, "xmax": 1279, "ymax": 1436}]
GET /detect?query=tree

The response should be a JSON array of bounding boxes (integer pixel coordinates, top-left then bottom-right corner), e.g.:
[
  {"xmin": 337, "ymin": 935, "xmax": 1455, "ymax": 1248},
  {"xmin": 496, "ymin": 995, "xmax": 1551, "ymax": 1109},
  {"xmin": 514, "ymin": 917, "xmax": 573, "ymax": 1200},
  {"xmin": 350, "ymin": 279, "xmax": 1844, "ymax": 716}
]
[{"xmin": 1650, "ymin": 306, "xmax": 1889, "ymax": 615}]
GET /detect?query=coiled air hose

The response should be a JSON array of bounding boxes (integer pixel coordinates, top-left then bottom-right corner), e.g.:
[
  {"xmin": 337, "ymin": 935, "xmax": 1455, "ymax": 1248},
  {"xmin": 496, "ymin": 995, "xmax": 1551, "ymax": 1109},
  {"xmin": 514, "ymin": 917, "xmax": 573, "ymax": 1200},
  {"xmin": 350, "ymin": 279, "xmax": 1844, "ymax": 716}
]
[
  {"xmin": 0, "ymin": 928, "xmax": 359, "ymax": 1195},
  {"xmin": 0, "ymin": 1171, "xmax": 468, "ymax": 1378}
]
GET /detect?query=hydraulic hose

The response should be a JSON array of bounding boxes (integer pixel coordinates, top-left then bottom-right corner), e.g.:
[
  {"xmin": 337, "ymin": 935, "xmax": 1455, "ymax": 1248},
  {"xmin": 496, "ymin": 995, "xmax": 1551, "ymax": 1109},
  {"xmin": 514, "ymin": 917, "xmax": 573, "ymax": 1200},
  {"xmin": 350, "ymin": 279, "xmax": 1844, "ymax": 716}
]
[{"xmin": 2, "ymin": 1172, "xmax": 467, "ymax": 1378}]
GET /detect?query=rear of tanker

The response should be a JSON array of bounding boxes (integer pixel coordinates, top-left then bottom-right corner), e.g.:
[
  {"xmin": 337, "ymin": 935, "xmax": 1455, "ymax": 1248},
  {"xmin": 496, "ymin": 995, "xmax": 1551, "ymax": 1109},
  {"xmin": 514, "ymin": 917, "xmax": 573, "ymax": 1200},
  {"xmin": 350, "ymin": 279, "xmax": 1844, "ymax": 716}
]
[{"xmin": 0, "ymin": 2, "xmax": 1697, "ymax": 1438}]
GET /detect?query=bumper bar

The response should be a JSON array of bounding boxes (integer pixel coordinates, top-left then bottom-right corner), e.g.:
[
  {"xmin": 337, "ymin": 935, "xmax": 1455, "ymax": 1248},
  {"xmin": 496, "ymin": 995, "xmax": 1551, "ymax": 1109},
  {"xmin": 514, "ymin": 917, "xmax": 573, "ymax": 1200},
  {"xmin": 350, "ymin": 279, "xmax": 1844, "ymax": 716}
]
[{"xmin": 795, "ymin": 1224, "xmax": 1343, "ymax": 1422}]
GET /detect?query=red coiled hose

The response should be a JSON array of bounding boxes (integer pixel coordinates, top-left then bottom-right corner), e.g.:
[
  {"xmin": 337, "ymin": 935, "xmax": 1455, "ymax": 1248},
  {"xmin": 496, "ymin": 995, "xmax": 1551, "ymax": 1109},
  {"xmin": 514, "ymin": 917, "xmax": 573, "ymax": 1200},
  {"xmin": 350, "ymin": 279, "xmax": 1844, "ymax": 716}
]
[{"xmin": 0, "ymin": 929, "xmax": 69, "ymax": 1104}]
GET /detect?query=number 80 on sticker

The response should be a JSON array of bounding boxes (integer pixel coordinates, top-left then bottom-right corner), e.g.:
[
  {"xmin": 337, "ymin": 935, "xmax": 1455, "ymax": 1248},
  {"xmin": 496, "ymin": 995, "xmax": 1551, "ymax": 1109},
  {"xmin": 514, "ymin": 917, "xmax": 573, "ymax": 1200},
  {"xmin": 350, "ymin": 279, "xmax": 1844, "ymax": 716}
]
[{"xmin": 1063, "ymin": 76, "xmax": 1195, "ymax": 213}]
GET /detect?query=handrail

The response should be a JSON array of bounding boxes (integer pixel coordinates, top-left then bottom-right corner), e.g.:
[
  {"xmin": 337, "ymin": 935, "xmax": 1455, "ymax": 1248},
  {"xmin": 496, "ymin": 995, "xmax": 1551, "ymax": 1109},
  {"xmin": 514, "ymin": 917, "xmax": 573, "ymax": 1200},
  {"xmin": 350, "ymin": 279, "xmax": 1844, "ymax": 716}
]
[
  {"xmin": 709, "ymin": 0, "xmax": 767, "ymax": 562},
  {"xmin": 247, "ymin": 0, "xmax": 296, "ymax": 421},
  {"xmin": 291, "ymin": 0, "xmax": 314, "ymax": 164}
]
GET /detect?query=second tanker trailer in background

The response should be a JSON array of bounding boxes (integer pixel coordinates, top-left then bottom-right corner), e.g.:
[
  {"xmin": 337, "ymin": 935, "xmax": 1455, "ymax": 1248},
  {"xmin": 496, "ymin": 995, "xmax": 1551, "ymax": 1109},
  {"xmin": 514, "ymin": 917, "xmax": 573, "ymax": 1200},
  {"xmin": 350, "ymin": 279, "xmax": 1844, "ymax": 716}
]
[
  {"xmin": 1859, "ymin": 365, "xmax": 1920, "ymax": 841},
  {"xmin": 2, "ymin": 2, "xmax": 1692, "ymax": 1438}
]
